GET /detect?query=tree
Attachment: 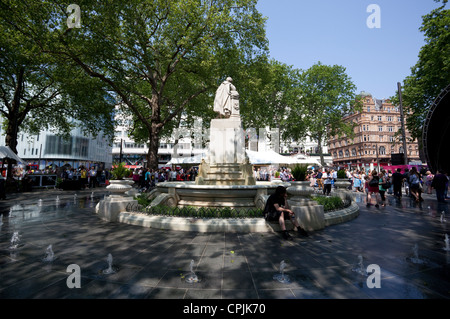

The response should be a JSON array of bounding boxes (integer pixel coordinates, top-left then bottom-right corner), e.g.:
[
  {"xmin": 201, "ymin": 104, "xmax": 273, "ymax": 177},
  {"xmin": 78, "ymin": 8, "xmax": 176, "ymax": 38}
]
[
  {"xmin": 289, "ymin": 62, "xmax": 361, "ymax": 166},
  {"xmin": 393, "ymin": 2, "xmax": 449, "ymax": 141},
  {"xmin": 239, "ymin": 58, "xmax": 306, "ymax": 148},
  {"xmin": 2, "ymin": 0, "xmax": 268, "ymax": 169},
  {"xmin": 0, "ymin": 8, "xmax": 115, "ymax": 178}
]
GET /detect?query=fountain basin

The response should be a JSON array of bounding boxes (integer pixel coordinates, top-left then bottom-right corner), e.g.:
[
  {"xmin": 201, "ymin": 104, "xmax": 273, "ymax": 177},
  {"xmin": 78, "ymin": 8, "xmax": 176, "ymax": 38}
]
[{"xmin": 150, "ymin": 181, "xmax": 289, "ymax": 210}]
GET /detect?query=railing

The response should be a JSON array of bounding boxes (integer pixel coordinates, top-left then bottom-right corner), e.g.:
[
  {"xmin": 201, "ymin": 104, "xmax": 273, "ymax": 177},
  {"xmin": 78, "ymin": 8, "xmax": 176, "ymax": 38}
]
[{"xmin": 27, "ymin": 174, "xmax": 58, "ymax": 188}]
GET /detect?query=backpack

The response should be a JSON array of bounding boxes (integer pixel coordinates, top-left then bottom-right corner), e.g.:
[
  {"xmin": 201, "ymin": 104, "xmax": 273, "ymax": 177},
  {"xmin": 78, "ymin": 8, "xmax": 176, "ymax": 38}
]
[
  {"xmin": 409, "ymin": 174, "xmax": 419, "ymax": 185},
  {"xmin": 369, "ymin": 177, "xmax": 379, "ymax": 187}
]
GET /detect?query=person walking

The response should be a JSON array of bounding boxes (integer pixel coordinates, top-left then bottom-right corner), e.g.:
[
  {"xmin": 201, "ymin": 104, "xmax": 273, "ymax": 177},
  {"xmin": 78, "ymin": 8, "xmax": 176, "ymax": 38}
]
[
  {"xmin": 431, "ymin": 170, "xmax": 449, "ymax": 203},
  {"xmin": 392, "ymin": 168, "xmax": 404, "ymax": 199},
  {"xmin": 425, "ymin": 171, "xmax": 434, "ymax": 194},
  {"xmin": 378, "ymin": 170, "xmax": 389, "ymax": 207},
  {"xmin": 89, "ymin": 166, "xmax": 97, "ymax": 188},
  {"xmin": 367, "ymin": 170, "xmax": 381, "ymax": 208},
  {"xmin": 408, "ymin": 167, "xmax": 422, "ymax": 203},
  {"xmin": 322, "ymin": 169, "xmax": 332, "ymax": 196}
]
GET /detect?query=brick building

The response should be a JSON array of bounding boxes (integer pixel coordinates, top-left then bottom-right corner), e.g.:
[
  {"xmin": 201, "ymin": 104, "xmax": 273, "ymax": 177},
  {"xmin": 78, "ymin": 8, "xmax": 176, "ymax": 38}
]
[{"xmin": 327, "ymin": 92, "xmax": 421, "ymax": 170}]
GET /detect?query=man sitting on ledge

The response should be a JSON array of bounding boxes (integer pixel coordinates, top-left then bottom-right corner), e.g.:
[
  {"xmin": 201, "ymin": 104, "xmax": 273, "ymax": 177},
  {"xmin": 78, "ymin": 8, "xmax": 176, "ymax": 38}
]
[{"xmin": 264, "ymin": 186, "xmax": 308, "ymax": 240}]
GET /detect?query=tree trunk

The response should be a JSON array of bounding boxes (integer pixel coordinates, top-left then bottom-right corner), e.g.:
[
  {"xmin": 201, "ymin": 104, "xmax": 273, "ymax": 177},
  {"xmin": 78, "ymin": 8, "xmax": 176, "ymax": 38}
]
[
  {"xmin": 5, "ymin": 68, "xmax": 24, "ymax": 179},
  {"xmin": 316, "ymin": 134, "xmax": 325, "ymax": 167},
  {"xmin": 147, "ymin": 122, "xmax": 161, "ymax": 170}
]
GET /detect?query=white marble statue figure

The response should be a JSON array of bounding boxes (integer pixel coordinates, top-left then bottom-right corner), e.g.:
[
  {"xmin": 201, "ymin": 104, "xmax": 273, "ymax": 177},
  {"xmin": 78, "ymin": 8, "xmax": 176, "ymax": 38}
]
[{"xmin": 213, "ymin": 77, "xmax": 239, "ymax": 118}]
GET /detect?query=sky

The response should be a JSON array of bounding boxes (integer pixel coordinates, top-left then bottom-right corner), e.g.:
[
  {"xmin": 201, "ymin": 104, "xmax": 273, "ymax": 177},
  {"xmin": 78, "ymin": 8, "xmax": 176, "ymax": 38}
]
[{"xmin": 255, "ymin": 0, "xmax": 444, "ymax": 99}]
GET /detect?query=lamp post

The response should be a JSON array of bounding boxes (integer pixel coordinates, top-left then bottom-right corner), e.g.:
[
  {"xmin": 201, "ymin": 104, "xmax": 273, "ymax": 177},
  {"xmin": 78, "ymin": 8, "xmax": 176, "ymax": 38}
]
[{"xmin": 397, "ymin": 82, "xmax": 408, "ymax": 165}]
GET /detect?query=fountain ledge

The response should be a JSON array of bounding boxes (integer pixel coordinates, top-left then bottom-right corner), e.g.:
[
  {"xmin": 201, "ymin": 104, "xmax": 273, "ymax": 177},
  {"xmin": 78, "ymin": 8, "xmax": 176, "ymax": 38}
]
[{"xmin": 117, "ymin": 202, "xmax": 360, "ymax": 233}]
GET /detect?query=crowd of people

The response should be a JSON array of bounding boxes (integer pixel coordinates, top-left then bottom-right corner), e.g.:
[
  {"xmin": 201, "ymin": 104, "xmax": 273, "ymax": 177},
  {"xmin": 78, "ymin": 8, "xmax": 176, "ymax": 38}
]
[
  {"xmin": 305, "ymin": 166, "xmax": 449, "ymax": 206},
  {"xmin": 133, "ymin": 167, "xmax": 198, "ymax": 192}
]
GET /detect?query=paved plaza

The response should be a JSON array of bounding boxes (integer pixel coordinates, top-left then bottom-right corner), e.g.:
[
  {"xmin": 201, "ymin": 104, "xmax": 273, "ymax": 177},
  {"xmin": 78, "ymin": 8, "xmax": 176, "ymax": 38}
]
[{"xmin": 0, "ymin": 186, "xmax": 449, "ymax": 300}]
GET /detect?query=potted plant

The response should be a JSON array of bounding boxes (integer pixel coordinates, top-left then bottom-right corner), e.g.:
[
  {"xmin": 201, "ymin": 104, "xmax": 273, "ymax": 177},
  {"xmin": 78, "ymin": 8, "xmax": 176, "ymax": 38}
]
[
  {"xmin": 337, "ymin": 169, "xmax": 346, "ymax": 179},
  {"xmin": 111, "ymin": 162, "xmax": 131, "ymax": 180},
  {"xmin": 107, "ymin": 162, "xmax": 133, "ymax": 194},
  {"xmin": 291, "ymin": 164, "xmax": 308, "ymax": 181},
  {"xmin": 287, "ymin": 164, "xmax": 314, "ymax": 205},
  {"xmin": 335, "ymin": 169, "xmax": 351, "ymax": 190}
]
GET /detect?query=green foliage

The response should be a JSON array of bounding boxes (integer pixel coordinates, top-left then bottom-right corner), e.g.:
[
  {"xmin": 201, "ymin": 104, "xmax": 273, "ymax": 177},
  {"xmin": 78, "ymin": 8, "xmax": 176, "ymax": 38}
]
[
  {"xmin": 111, "ymin": 162, "xmax": 131, "ymax": 180},
  {"xmin": 145, "ymin": 205, "xmax": 264, "ymax": 219},
  {"xmin": 286, "ymin": 62, "xmax": 361, "ymax": 166},
  {"xmin": 0, "ymin": 0, "xmax": 269, "ymax": 169},
  {"xmin": 337, "ymin": 169, "xmax": 346, "ymax": 179},
  {"xmin": 291, "ymin": 164, "xmax": 308, "ymax": 181},
  {"xmin": 0, "ymin": 8, "xmax": 116, "ymax": 152},
  {"xmin": 134, "ymin": 193, "xmax": 153, "ymax": 207},
  {"xmin": 311, "ymin": 195, "xmax": 346, "ymax": 212},
  {"xmin": 392, "ymin": 4, "xmax": 449, "ymax": 141}
]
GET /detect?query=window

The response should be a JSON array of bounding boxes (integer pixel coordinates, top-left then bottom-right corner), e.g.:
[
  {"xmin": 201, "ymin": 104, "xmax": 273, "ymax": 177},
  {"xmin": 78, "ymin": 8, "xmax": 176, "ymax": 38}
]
[
  {"xmin": 378, "ymin": 116, "xmax": 382, "ymax": 121},
  {"xmin": 390, "ymin": 136, "xmax": 394, "ymax": 142},
  {"xmin": 345, "ymin": 150, "xmax": 349, "ymax": 157},
  {"xmin": 378, "ymin": 126, "xmax": 383, "ymax": 132},
  {"xmin": 379, "ymin": 135, "xmax": 383, "ymax": 141},
  {"xmin": 352, "ymin": 148, "xmax": 357, "ymax": 156},
  {"xmin": 379, "ymin": 146, "xmax": 386, "ymax": 155},
  {"xmin": 367, "ymin": 106, "xmax": 371, "ymax": 112},
  {"xmin": 339, "ymin": 150, "xmax": 343, "ymax": 158},
  {"xmin": 387, "ymin": 116, "xmax": 393, "ymax": 121}
]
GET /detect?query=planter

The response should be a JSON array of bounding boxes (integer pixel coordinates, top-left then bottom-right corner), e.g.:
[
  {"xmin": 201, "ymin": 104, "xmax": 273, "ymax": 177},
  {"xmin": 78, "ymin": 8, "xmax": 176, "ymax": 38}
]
[
  {"xmin": 334, "ymin": 178, "xmax": 351, "ymax": 190},
  {"xmin": 106, "ymin": 179, "xmax": 133, "ymax": 194},
  {"xmin": 286, "ymin": 181, "xmax": 315, "ymax": 207}
]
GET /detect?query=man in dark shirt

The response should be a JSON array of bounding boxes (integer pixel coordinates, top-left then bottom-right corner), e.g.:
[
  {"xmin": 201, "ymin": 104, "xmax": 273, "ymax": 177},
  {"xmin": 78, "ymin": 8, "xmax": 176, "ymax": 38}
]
[
  {"xmin": 264, "ymin": 186, "xmax": 308, "ymax": 240},
  {"xmin": 432, "ymin": 170, "xmax": 449, "ymax": 203},
  {"xmin": 392, "ymin": 168, "xmax": 404, "ymax": 199}
]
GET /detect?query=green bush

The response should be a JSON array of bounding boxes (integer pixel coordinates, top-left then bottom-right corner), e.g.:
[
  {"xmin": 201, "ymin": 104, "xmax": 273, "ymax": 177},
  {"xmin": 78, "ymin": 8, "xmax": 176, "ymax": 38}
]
[
  {"xmin": 311, "ymin": 195, "xmax": 346, "ymax": 212},
  {"xmin": 134, "ymin": 193, "xmax": 153, "ymax": 206},
  {"xmin": 111, "ymin": 162, "xmax": 131, "ymax": 180},
  {"xmin": 291, "ymin": 164, "xmax": 308, "ymax": 181},
  {"xmin": 337, "ymin": 169, "xmax": 346, "ymax": 179},
  {"xmin": 144, "ymin": 205, "xmax": 264, "ymax": 218}
]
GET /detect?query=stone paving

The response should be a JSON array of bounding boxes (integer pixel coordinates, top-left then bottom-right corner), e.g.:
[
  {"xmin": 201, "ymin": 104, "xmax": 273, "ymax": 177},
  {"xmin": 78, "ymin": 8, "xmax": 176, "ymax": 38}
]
[{"xmin": 0, "ymin": 186, "xmax": 449, "ymax": 300}]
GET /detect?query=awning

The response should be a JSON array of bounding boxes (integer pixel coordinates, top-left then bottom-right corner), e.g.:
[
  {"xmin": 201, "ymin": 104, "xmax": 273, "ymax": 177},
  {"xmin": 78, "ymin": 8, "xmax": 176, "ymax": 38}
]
[
  {"xmin": 166, "ymin": 153, "xmax": 206, "ymax": 165},
  {"xmin": 246, "ymin": 150, "xmax": 298, "ymax": 165},
  {"xmin": 0, "ymin": 146, "xmax": 26, "ymax": 164}
]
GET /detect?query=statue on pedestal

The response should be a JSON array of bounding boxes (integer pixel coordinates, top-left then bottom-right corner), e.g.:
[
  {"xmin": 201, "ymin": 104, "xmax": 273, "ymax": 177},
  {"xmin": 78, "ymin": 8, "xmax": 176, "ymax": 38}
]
[{"xmin": 213, "ymin": 77, "xmax": 240, "ymax": 118}]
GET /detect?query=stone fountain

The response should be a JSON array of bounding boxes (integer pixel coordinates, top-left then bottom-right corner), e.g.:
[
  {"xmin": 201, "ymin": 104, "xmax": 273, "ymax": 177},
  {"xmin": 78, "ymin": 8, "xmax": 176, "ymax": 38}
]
[{"xmin": 149, "ymin": 77, "xmax": 281, "ymax": 212}]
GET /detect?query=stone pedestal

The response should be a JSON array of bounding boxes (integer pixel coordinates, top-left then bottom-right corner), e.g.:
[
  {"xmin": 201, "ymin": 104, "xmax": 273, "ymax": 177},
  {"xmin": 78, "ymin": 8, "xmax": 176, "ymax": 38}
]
[
  {"xmin": 196, "ymin": 118, "xmax": 255, "ymax": 186},
  {"xmin": 292, "ymin": 205, "xmax": 325, "ymax": 232},
  {"xmin": 95, "ymin": 195, "xmax": 137, "ymax": 222},
  {"xmin": 209, "ymin": 118, "xmax": 246, "ymax": 164}
]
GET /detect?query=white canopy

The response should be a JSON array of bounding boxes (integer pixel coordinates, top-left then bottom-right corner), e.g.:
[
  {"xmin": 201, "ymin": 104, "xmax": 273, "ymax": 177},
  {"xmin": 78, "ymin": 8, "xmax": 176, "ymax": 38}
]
[
  {"xmin": 0, "ymin": 146, "xmax": 26, "ymax": 163},
  {"xmin": 165, "ymin": 150, "xmax": 321, "ymax": 166},
  {"xmin": 166, "ymin": 153, "xmax": 205, "ymax": 165},
  {"xmin": 245, "ymin": 150, "xmax": 295, "ymax": 165}
]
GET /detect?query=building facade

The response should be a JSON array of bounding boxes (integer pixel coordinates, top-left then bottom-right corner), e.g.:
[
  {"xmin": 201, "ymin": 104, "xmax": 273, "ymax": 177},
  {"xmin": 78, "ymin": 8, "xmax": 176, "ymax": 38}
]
[
  {"xmin": 327, "ymin": 92, "xmax": 421, "ymax": 170},
  {"xmin": 0, "ymin": 125, "xmax": 112, "ymax": 170}
]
